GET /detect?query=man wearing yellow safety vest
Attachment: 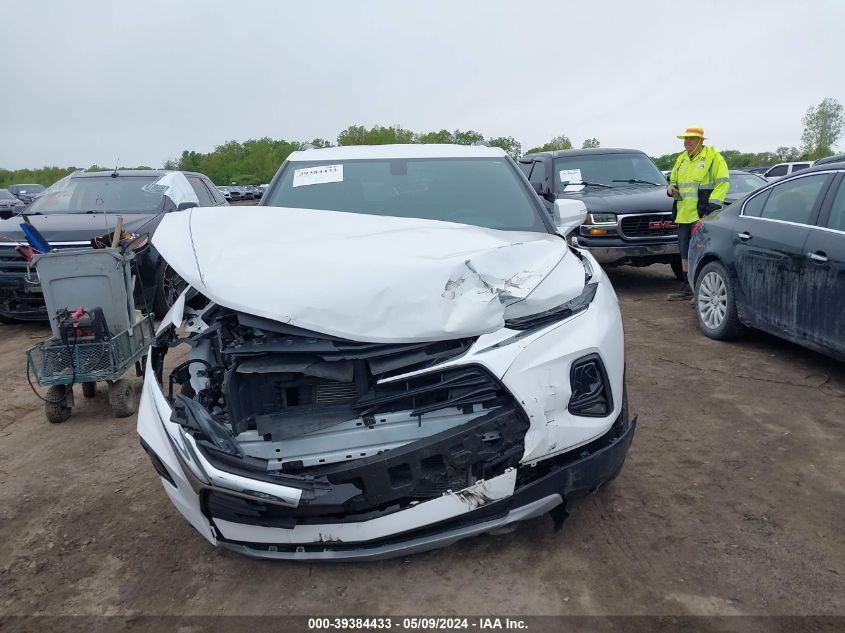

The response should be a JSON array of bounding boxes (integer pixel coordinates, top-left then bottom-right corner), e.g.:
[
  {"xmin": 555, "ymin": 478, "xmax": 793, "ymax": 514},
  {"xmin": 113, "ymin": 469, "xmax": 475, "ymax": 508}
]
[{"xmin": 666, "ymin": 126, "xmax": 730, "ymax": 300}]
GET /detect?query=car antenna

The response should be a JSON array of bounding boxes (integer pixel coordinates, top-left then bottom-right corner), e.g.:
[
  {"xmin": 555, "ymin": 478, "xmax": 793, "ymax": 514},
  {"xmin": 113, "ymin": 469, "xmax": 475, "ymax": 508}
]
[{"xmin": 103, "ymin": 155, "xmax": 121, "ymax": 234}]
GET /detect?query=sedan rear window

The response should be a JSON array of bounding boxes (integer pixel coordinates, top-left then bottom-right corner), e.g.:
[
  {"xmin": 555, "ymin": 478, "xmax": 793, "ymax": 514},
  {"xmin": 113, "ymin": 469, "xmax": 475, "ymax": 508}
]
[
  {"xmin": 730, "ymin": 173, "xmax": 767, "ymax": 194},
  {"xmin": 266, "ymin": 158, "xmax": 547, "ymax": 232}
]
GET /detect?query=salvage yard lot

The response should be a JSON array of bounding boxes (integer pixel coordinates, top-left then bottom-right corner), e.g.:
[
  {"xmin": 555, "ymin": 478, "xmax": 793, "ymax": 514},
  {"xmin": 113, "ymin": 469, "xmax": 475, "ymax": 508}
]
[{"xmin": 0, "ymin": 265, "xmax": 843, "ymax": 617}]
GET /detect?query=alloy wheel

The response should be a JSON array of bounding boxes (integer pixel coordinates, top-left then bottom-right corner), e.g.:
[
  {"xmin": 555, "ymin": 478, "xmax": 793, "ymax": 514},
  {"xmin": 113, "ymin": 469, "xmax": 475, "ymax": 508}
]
[
  {"xmin": 162, "ymin": 265, "xmax": 186, "ymax": 308},
  {"xmin": 697, "ymin": 271, "xmax": 728, "ymax": 330}
]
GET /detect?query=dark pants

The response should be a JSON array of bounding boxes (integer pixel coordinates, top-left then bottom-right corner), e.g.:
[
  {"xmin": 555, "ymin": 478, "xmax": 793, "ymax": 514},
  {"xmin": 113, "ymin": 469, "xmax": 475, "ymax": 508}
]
[{"xmin": 677, "ymin": 222, "xmax": 693, "ymax": 262}]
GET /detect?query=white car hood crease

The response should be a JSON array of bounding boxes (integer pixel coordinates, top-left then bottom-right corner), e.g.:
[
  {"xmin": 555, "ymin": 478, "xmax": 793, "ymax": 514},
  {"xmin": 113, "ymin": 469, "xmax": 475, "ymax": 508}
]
[{"xmin": 152, "ymin": 206, "xmax": 585, "ymax": 343}]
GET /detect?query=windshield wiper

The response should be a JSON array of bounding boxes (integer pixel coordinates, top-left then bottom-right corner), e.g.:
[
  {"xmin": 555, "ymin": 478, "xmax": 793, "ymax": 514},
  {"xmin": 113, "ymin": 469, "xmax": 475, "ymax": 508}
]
[
  {"xmin": 562, "ymin": 180, "xmax": 611, "ymax": 189},
  {"xmin": 612, "ymin": 179, "xmax": 661, "ymax": 186}
]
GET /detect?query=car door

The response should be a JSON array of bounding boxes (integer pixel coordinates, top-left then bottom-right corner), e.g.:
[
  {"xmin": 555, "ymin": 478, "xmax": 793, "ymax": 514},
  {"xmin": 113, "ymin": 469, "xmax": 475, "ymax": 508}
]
[
  {"xmin": 733, "ymin": 173, "xmax": 832, "ymax": 335},
  {"xmin": 800, "ymin": 172, "xmax": 845, "ymax": 355}
]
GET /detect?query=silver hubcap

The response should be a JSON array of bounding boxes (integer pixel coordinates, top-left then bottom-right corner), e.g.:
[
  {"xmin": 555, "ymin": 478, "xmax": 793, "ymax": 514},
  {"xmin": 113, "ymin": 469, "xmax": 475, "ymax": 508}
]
[{"xmin": 698, "ymin": 271, "xmax": 728, "ymax": 329}]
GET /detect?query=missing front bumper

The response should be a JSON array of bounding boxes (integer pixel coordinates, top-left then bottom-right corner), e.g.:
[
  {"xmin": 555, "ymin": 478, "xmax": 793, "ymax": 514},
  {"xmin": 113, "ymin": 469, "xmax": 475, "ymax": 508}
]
[{"xmin": 212, "ymin": 411, "xmax": 636, "ymax": 561}]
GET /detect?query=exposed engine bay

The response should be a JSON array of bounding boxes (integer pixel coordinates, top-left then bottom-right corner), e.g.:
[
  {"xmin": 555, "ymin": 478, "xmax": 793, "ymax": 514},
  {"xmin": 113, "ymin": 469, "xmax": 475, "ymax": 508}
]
[{"xmin": 151, "ymin": 293, "xmax": 530, "ymax": 519}]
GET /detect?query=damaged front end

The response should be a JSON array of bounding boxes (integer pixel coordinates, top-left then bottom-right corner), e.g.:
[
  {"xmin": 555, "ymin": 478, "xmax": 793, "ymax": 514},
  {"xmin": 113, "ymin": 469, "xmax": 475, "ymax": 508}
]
[
  {"xmin": 148, "ymin": 294, "xmax": 531, "ymax": 536},
  {"xmin": 138, "ymin": 202, "xmax": 635, "ymax": 560}
]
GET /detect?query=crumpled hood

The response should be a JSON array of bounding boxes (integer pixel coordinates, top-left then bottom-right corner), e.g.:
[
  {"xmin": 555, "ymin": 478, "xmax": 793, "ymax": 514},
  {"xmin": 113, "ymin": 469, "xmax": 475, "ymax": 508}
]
[{"xmin": 153, "ymin": 206, "xmax": 586, "ymax": 343}]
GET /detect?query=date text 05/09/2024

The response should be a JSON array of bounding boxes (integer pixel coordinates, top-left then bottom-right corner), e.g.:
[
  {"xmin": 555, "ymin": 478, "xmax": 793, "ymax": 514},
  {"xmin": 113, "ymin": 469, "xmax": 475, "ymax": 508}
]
[{"xmin": 307, "ymin": 617, "xmax": 529, "ymax": 630}]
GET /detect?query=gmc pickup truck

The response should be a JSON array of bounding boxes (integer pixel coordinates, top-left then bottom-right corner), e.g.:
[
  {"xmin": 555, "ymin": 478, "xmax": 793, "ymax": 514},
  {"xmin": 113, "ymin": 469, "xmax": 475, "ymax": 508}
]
[{"xmin": 519, "ymin": 148, "xmax": 682, "ymax": 280}]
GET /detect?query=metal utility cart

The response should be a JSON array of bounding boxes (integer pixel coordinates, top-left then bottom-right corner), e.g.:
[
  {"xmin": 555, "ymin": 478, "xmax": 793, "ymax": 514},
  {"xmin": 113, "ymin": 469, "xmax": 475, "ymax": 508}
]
[{"xmin": 25, "ymin": 245, "xmax": 155, "ymax": 423}]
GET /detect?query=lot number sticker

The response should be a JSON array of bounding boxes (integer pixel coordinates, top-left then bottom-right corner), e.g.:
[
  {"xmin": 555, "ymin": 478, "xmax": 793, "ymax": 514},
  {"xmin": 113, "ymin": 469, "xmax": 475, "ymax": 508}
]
[
  {"xmin": 293, "ymin": 164, "xmax": 344, "ymax": 188},
  {"xmin": 559, "ymin": 169, "xmax": 585, "ymax": 191}
]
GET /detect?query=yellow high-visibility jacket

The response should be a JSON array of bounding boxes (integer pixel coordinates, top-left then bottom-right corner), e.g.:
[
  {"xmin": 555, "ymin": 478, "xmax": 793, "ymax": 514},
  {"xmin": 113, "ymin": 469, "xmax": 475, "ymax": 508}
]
[{"xmin": 669, "ymin": 145, "xmax": 730, "ymax": 224}]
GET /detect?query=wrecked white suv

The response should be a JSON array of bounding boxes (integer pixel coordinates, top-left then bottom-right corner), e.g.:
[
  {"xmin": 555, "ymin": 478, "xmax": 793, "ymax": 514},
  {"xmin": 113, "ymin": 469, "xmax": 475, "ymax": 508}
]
[{"xmin": 137, "ymin": 144, "xmax": 635, "ymax": 560}]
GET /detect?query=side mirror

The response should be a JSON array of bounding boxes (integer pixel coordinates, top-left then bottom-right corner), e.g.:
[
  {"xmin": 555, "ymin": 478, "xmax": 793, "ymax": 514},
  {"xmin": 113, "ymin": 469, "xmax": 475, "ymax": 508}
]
[
  {"xmin": 0, "ymin": 205, "xmax": 25, "ymax": 220},
  {"xmin": 177, "ymin": 202, "xmax": 198, "ymax": 211},
  {"xmin": 553, "ymin": 199, "xmax": 588, "ymax": 236}
]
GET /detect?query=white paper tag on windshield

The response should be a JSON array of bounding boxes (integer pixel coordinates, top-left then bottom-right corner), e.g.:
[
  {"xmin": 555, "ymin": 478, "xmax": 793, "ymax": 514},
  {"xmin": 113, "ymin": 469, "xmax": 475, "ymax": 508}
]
[
  {"xmin": 559, "ymin": 169, "xmax": 584, "ymax": 192},
  {"xmin": 293, "ymin": 164, "xmax": 344, "ymax": 188}
]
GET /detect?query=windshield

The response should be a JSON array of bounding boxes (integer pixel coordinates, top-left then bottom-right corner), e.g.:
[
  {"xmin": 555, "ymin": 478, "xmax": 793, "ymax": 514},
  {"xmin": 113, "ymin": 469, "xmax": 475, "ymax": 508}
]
[
  {"xmin": 0, "ymin": 190, "xmax": 18, "ymax": 201},
  {"xmin": 265, "ymin": 157, "xmax": 547, "ymax": 232},
  {"xmin": 729, "ymin": 172, "xmax": 767, "ymax": 194},
  {"xmin": 25, "ymin": 172, "xmax": 198, "ymax": 214},
  {"xmin": 553, "ymin": 153, "xmax": 665, "ymax": 192}
]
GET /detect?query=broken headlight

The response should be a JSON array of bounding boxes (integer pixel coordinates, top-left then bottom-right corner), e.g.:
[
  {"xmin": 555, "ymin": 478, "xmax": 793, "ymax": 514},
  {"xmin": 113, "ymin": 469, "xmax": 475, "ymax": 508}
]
[
  {"xmin": 504, "ymin": 282, "xmax": 598, "ymax": 331},
  {"xmin": 568, "ymin": 353, "xmax": 613, "ymax": 417}
]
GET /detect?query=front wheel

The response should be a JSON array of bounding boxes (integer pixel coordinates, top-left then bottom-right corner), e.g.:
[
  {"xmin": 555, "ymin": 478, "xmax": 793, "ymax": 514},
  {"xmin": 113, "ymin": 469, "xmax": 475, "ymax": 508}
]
[
  {"xmin": 108, "ymin": 379, "xmax": 137, "ymax": 418},
  {"xmin": 694, "ymin": 261, "xmax": 745, "ymax": 340},
  {"xmin": 45, "ymin": 385, "xmax": 72, "ymax": 423},
  {"xmin": 153, "ymin": 263, "xmax": 186, "ymax": 319}
]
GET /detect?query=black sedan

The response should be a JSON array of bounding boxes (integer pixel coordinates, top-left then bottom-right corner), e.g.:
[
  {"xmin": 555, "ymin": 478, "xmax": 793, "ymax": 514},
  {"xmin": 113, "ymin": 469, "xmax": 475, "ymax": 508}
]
[
  {"xmin": 725, "ymin": 170, "xmax": 767, "ymax": 205},
  {"xmin": 688, "ymin": 163, "xmax": 845, "ymax": 359},
  {"xmin": 0, "ymin": 170, "xmax": 227, "ymax": 322}
]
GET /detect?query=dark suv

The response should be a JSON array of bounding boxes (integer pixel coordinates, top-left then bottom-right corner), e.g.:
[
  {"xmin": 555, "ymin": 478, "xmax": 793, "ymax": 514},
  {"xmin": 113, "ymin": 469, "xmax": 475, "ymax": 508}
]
[
  {"xmin": 519, "ymin": 148, "xmax": 682, "ymax": 279},
  {"xmin": 0, "ymin": 170, "xmax": 227, "ymax": 323}
]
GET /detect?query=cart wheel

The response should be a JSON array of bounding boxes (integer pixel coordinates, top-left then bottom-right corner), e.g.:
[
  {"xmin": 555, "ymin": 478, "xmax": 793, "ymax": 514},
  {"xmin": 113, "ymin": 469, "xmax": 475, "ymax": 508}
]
[
  {"xmin": 108, "ymin": 379, "xmax": 137, "ymax": 418},
  {"xmin": 82, "ymin": 382, "xmax": 97, "ymax": 398},
  {"xmin": 45, "ymin": 385, "xmax": 72, "ymax": 424}
]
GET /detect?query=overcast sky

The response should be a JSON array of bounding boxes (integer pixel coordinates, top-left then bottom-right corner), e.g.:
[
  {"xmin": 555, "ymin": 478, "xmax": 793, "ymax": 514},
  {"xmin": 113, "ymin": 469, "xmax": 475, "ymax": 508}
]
[{"xmin": 3, "ymin": 0, "xmax": 844, "ymax": 169}]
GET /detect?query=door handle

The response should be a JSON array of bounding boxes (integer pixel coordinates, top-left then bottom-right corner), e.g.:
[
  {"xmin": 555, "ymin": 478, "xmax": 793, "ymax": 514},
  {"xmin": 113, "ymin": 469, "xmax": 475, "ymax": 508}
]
[
  {"xmin": 807, "ymin": 251, "xmax": 828, "ymax": 263},
  {"xmin": 737, "ymin": 232, "xmax": 752, "ymax": 241}
]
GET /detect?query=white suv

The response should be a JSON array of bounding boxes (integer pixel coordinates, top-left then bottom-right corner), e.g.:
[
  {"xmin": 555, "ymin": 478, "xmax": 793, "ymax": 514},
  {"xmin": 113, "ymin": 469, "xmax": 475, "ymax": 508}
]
[
  {"xmin": 138, "ymin": 144, "xmax": 635, "ymax": 560},
  {"xmin": 764, "ymin": 161, "xmax": 813, "ymax": 181}
]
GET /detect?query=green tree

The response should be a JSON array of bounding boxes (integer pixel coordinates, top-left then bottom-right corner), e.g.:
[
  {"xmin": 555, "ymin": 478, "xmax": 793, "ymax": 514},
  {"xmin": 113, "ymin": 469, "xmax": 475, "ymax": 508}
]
[
  {"xmin": 651, "ymin": 153, "xmax": 680, "ymax": 170},
  {"xmin": 581, "ymin": 137, "xmax": 600, "ymax": 149},
  {"xmin": 801, "ymin": 98, "xmax": 844, "ymax": 159},
  {"xmin": 526, "ymin": 134, "xmax": 573, "ymax": 153},
  {"xmin": 775, "ymin": 146, "xmax": 801, "ymax": 162},
  {"xmin": 451, "ymin": 129, "xmax": 484, "ymax": 145},
  {"xmin": 488, "ymin": 136, "xmax": 521, "ymax": 159},
  {"xmin": 337, "ymin": 124, "xmax": 414, "ymax": 146},
  {"xmin": 416, "ymin": 129, "xmax": 455, "ymax": 144}
]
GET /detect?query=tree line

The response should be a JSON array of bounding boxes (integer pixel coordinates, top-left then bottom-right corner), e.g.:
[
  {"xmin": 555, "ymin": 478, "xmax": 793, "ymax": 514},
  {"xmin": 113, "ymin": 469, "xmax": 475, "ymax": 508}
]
[{"xmin": 3, "ymin": 98, "xmax": 841, "ymax": 188}]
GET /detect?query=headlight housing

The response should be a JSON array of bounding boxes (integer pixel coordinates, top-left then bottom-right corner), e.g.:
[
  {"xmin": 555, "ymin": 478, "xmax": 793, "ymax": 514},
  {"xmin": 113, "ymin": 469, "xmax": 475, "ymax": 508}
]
[
  {"xmin": 588, "ymin": 213, "xmax": 617, "ymax": 225},
  {"xmin": 505, "ymin": 282, "xmax": 598, "ymax": 331}
]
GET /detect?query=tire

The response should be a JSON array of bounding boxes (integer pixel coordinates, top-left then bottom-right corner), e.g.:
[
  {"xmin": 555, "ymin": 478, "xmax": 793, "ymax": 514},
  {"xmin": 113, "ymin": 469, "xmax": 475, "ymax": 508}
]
[
  {"xmin": 694, "ymin": 261, "xmax": 745, "ymax": 340},
  {"xmin": 45, "ymin": 385, "xmax": 72, "ymax": 424},
  {"xmin": 153, "ymin": 262, "xmax": 186, "ymax": 319},
  {"xmin": 108, "ymin": 379, "xmax": 137, "ymax": 418},
  {"xmin": 670, "ymin": 257, "xmax": 684, "ymax": 281},
  {"xmin": 0, "ymin": 312, "xmax": 18, "ymax": 324},
  {"xmin": 82, "ymin": 382, "xmax": 97, "ymax": 398}
]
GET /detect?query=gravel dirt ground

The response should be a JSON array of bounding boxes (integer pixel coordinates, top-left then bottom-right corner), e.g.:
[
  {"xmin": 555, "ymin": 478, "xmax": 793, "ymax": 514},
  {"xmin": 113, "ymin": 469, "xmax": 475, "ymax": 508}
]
[{"xmin": 0, "ymin": 264, "xmax": 843, "ymax": 621}]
